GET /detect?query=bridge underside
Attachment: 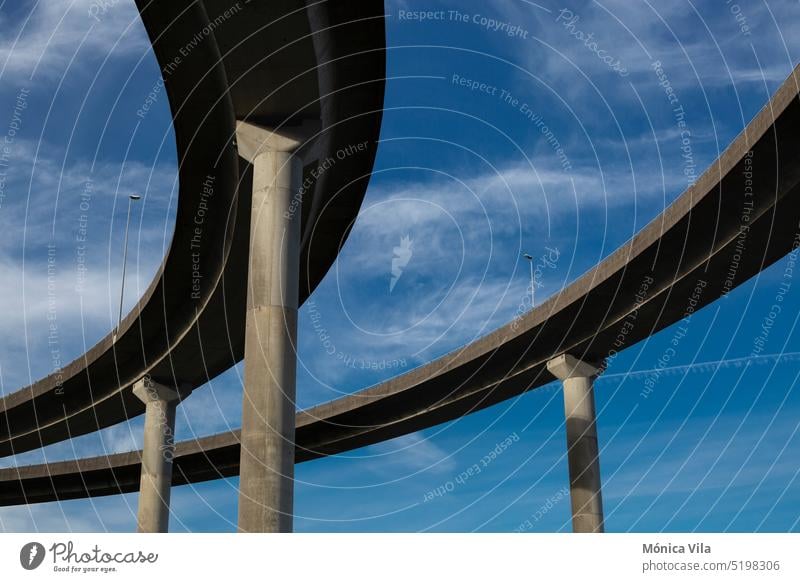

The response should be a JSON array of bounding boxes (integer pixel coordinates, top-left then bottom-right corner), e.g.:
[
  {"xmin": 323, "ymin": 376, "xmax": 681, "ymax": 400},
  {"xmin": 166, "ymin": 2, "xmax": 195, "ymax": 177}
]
[
  {"xmin": 1, "ymin": 10, "xmax": 799, "ymax": 534},
  {"xmin": 0, "ymin": 0, "xmax": 386, "ymax": 460}
]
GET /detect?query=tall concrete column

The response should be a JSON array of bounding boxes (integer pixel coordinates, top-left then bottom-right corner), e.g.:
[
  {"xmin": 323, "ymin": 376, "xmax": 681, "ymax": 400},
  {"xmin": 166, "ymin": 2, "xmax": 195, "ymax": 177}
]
[
  {"xmin": 133, "ymin": 377, "xmax": 188, "ymax": 533},
  {"xmin": 235, "ymin": 121, "xmax": 313, "ymax": 532},
  {"xmin": 546, "ymin": 354, "xmax": 604, "ymax": 533}
]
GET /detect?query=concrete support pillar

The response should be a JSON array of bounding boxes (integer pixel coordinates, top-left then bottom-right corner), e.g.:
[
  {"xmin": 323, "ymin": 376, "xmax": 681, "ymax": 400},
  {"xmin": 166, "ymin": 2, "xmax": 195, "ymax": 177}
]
[
  {"xmin": 235, "ymin": 121, "xmax": 313, "ymax": 532},
  {"xmin": 133, "ymin": 377, "xmax": 188, "ymax": 533},
  {"xmin": 546, "ymin": 354, "xmax": 604, "ymax": 533}
]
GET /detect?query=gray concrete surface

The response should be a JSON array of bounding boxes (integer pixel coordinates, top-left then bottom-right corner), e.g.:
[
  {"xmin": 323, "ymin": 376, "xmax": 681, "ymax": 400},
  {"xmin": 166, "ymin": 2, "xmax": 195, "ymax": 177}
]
[
  {"xmin": 237, "ymin": 122, "xmax": 308, "ymax": 533},
  {"xmin": 547, "ymin": 355, "xmax": 604, "ymax": 533},
  {"xmin": 0, "ymin": 0, "xmax": 386, "ymax": 459},
  {"xmin": 2, "ymin": 35, "xmax": 800, "ymax": 522},
  {"xmin": 132, "ymin": 377, "xmax": 189, "ymax": 533}
]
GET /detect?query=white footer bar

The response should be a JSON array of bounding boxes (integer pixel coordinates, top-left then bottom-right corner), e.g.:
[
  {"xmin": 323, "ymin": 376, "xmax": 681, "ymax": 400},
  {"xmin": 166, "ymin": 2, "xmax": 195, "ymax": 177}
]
[{"xmin": 2, "ymin": 533, "xmax": 796, "ymax": 581}]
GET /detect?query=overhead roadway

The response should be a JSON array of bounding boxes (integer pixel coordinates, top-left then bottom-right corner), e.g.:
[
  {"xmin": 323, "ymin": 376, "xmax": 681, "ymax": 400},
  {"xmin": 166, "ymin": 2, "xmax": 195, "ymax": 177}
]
[
  {"xmin": 2, "ymin": 62, "xmax": 799, "ymax": 506},
  {"xmin": 0, "ymin": 0, "xmax": 386, "ymax": 457}
]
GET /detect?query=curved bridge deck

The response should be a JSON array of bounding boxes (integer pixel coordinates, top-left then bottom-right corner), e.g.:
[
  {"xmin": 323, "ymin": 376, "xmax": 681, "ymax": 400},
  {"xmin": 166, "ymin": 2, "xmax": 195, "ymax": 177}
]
[
  {"xmin": 0, "ymin": 0, "xmax": 386, "ymax": 458},
  {"xmin": 2, "ymin": 63, "xmax": 799, "ymax": 507}
]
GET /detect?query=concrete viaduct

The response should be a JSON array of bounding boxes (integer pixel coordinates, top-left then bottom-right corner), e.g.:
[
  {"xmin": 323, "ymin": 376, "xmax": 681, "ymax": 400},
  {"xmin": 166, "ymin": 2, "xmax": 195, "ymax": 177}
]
[{"xmin": 2, "ymin": 0, "xmax": 800, "ymax": 534}]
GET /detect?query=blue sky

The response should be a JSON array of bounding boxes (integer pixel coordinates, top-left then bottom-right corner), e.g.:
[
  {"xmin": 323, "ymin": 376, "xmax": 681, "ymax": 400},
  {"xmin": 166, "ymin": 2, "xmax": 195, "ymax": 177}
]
[{"xmin": 1, "ymin": 0, "xmax": 800, "ymax": 532}]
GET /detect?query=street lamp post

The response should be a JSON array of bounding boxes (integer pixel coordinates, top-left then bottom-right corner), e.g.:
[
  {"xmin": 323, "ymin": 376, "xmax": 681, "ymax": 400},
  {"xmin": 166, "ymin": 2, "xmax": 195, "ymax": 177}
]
[
  {"xmin": 117, "ymin": 194, "xmax": 141, "ymax": 336},
  {"xmin": 523, "ymin": 252, "xmax": 535, "ymax": 309}
]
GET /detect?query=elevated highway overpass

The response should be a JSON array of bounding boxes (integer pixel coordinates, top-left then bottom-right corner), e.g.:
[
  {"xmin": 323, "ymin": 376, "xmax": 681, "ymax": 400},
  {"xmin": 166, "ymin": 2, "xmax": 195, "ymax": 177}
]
[
  {"xmin": 0, "ymin": 0, "xmax": 386, "ymax": 532},
  {"xmin": 0, "ymin": 0, "xmax": 385, "ymax": 458},
  {"xmin": 3, "ymin": 57, "xmax": 799, "ymax": 531}
]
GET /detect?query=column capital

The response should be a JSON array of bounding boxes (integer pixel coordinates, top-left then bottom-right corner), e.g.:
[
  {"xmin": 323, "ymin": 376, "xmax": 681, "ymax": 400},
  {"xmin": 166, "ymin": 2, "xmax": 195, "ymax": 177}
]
[
  {"xmin": 547, "ymin": 353, "xmax": 602, "ymax": 380},
  {"xmin": 133, "ymin": 377, "xmax": 191, "ymax": 404},
  {"xmin": 235, "ymin": 119, "xmax": 320, "ymax": 162}
]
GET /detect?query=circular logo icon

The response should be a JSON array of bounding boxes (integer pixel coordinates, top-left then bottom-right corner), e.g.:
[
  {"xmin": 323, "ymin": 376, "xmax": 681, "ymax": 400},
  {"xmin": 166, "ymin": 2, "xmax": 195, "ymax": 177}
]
[{"xmin": 19, "ymin": 542, "xmax": 46, "ymax": 570}]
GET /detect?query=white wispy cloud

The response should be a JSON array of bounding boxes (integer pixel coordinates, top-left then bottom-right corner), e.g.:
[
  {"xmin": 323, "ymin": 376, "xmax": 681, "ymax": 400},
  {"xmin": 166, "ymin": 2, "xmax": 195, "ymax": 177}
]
[
  {"xmin": 0, "ymin": 137, "xmax": 176, "ymax": 392},
  {"xmin": 533, "ymin": 0, "xmax": 800, "ymax": 90},
  {"xmin": 0, "ymin": 0, "xmax": 149, "ymax": 81},
  {"xmin": 296, "ymin": 150, "xmax": 689, "ymax": 403},
  {"xmin": 365, "ymin": 432, "xmax": 458, "ymax": 477}
]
